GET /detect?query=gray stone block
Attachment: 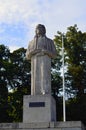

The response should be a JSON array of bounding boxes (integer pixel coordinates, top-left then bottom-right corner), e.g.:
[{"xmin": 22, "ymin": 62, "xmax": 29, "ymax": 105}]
[
  {"xmin": 54, "ymin": 121, "xmax": 83, "ymax": 128},
  {"xmin": 19, "ymin": 122, "xmax": 50, "ymax": 128},
  {"xmin": 0, "ymin": 121, "xmax": 85, "ymax": 130},
  {"xmin": 23, "ymin": 94, "xmax": 56, "ymax": 123},
  {"xmin": 0, "ymin": 123, "xmax": 19, "ymax": 129},
  {"xmin": 62, "ymin": 128, "xmax": 82, "ymax": 130}
]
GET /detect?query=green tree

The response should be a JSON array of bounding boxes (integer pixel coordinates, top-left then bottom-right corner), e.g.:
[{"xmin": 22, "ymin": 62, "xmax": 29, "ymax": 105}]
[
  {"xmin": 0, "ymin": 45, "xmax": 11, "ymax": 122},
  {"xmin": 7, "ymin": 48, "xmax": 31, "ymax": 122},
  {"xmin": 65, "ymin": 25, "xmax": 86, "ymax": 97},
  {"xmin": 0, "ymin": 45, "xmax": 31, "ymax": 122},
  {"xmin": 10, "ymin": 48, "xmax": 31, "ymax": 90},
  {"xmin": 54, "ymin": 25, "xmax": 86, "ymax": 97},
  {"xmin": 54, "ymin": 24, "xmax": 86, "ymax": 123}
]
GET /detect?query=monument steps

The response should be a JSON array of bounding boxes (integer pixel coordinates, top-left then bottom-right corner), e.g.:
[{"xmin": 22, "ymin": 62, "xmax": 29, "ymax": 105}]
[{"xmin": 0, "ymin": 121, "xmax": 85, "ymax": 130}]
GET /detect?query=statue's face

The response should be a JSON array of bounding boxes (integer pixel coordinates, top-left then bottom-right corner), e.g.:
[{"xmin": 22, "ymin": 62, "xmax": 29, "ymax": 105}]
[
  {"xmin": 35, "ymin": 24, "xmax": 46, "ymax": 36},
  {"xmin": 35, "ymin": 27, "xmax": 41, "ymax": 36},
  {"xmin": 35, "ymin": 28, "xmax": 41, "ymax": 36}
]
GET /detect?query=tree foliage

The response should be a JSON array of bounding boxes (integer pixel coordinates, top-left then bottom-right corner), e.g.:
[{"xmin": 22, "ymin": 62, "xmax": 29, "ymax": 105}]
[
  {"xmin": 54, "ymin": 24, "xmax": 86, "ymax": 97},
  {"xmin": 0, "ymin": 45, "xmax": 31, "ymax": 122},
  {"xmin": 54, "ymin": 24, "xmax": 86, "ymax": 124},
  {"xmin": 65, "ymin": 25, "xmax": 86, "ymax": 96}
]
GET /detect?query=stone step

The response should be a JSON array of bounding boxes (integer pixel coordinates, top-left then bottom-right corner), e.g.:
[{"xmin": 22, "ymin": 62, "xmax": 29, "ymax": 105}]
[{"xmin": 0, "ymin": 121, "xmax": 85, "ymax": 130}]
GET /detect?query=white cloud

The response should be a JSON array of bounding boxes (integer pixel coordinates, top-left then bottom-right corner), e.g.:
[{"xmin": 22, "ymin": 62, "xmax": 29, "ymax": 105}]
[
  {"xmin": 0, "ymin": 0, "xmax": 86, "ymax": 51},
  {"xmin": 0, "ymin": 0, "xmax": 86, "ymax": 26},
  {"xmin": 9, "ymin": 45, "xmax": 20, "ymax": 52},
  {"xmin": 0, "ymin": 0, "xmax": 86, "ymax": 30}
]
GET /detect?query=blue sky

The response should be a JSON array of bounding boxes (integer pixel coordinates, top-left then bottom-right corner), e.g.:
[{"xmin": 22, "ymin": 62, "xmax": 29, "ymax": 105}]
[{"xmin": 0, "ymin": 0, "xmax": 86, "ymax": 52}]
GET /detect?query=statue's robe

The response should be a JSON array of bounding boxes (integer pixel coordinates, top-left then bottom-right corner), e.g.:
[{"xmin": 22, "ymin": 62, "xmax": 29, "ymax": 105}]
[{"xmin": 26, "ymin": 36, "xmax": 57, "ymax": 95}]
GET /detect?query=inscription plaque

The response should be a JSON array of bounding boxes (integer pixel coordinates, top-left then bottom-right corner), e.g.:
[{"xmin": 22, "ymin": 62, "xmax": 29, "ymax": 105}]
[{"xmin": 29, "ymin": 102, "xmax": 45, "ymax": 107}]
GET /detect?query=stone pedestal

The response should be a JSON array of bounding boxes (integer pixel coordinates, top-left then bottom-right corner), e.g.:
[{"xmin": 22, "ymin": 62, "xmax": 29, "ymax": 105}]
[{"xmin": 23, "ymin": 94, "xmax": 56, "ymax": 123}]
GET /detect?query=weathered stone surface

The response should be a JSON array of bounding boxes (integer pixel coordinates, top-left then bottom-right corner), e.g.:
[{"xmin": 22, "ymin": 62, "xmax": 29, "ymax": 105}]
[
  {"xmin": 0, "ymin": 123, "xmax": 19, "ymax": 128},
  {"xmin": 23, "ymin": 95, "xmax": 56, "ymax": 123},
  {"xmin": 26, "ymin": 24, "xmax": 57, "ymax": 60},
  {"xmin": 24, "ymin": 24, "xmax": 57, "ymax": 124},
  {"xmin": 26, "ymin": 24, "xmax": 57, "ymax": 95},
  {"xmin": 31, "ymin": 55, "xmax": 51, "ymax": 95},
  {"xmin": 19, "ymin": 122, "xmax": 50, "ymax": 128},
  {"xmin": 55, "ymin": 121, "xmax": 82, "ymax": 128},
  {"xmin": 0, "ymin": 121, "xmax": 85, "ymax": 130}
]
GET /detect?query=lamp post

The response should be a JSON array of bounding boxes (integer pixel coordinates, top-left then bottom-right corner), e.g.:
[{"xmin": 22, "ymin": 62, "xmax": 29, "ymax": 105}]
[{"xmin": 62, "ymin": 34, "xmax": 66, "ymax": 122}]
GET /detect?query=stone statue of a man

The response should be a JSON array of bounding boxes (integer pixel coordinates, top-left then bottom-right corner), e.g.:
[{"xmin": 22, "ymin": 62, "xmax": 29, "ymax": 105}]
[{"xmin": 26, "ymin": 24, "xmax": 57, "ymax": 95}]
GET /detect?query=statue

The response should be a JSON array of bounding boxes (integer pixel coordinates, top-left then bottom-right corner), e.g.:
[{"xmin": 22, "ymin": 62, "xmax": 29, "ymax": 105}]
[{"xmin": 26, "ymin": 24, "xmax": 57, "ymax": 95}]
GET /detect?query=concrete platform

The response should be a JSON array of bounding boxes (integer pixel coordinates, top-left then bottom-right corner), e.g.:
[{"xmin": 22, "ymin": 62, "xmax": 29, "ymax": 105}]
[
  {"xmin": 23, "ymin": 95, "xmax": 56, "ymax": 123},
  {"xmin": 0, "ymin": 121, "xmax": 85, "ymax": 130}
]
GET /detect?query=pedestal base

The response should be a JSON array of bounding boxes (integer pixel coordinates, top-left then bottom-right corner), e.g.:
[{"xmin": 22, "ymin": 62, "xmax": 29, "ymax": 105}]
[
  {"xmin": 0, "ymin": 121, "xmax": 85, "ymax": 130},
  {"xmin": 23, "ymin": 94, "xmax": 56, "ymax": 123}
]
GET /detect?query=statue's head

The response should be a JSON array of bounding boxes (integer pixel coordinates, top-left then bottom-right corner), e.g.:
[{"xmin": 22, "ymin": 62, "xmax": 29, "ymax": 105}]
[{"xmin": 35, "ymin": 24, "xmax": 46, "ymax": 37}]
